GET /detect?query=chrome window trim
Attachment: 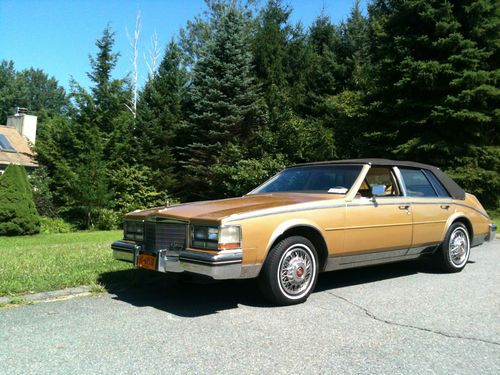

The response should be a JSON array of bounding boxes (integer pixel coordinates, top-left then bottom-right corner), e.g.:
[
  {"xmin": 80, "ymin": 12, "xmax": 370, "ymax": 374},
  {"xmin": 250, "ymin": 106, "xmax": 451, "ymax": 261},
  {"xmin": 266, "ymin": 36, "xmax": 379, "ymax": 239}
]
[{"xmin": 393, "ymin": 166, "xmax": 407, "ymax": 197}]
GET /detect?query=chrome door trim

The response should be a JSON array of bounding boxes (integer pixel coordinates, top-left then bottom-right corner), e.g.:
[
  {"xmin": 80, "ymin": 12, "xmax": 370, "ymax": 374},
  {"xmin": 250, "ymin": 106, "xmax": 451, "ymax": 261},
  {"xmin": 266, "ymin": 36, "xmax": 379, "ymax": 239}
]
[{"xmin": 324, "ymin": 244, "xmax": 438, "ymax": 271}]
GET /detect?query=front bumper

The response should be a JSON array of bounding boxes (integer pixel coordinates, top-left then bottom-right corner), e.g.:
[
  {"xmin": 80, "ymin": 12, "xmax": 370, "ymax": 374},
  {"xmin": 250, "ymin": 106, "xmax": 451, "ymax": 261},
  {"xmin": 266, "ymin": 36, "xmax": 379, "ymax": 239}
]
[
  {"xmin": 487, "ymin": 223, "xmax": 497, "ymax": 241},
  {"xmin": 111, "ymin": 240, "xmax": 243, "ymax": 280}
]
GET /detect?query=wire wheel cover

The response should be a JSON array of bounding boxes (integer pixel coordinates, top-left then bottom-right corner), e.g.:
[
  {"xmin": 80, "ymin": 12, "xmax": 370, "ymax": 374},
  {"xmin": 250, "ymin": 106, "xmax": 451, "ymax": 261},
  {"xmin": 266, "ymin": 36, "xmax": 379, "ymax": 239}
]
[
  {"xmin": 278, "ymin": 245, "xmax": 315, "ymax": 296},
  {"xmin": 449, "ymin": 228, "xmax": 469, "ymax": 267}
]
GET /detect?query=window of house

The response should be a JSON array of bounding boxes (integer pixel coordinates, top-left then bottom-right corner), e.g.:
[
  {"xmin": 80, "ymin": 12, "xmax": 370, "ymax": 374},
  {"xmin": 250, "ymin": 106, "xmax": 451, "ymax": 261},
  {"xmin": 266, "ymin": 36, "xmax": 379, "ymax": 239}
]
[{"xmin": 0, "ymin": 134, "xmax": 15, "ymax": 152}]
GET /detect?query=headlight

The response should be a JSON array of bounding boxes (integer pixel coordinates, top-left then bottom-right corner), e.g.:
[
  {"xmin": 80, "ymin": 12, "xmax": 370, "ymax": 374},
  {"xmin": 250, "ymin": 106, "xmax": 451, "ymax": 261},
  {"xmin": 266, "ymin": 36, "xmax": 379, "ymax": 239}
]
[
  {"xmin": 124, "ymin": 220, "xmax": 144, "ymax": 241},
  {"xmin": 191, "ymin": 225, "xmax": 219, "ymax": 250},
  {"xmin": 191, "ymin": 225, "xmax": 241, "ymax": 250}
]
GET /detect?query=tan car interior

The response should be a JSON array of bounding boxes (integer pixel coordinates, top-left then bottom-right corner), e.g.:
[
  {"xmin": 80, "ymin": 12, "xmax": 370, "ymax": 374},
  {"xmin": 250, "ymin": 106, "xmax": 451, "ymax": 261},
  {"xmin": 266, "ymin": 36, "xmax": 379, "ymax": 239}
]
[{"xmin": 357, "ymin": 167, "xmax": 401, "ymax": 198}]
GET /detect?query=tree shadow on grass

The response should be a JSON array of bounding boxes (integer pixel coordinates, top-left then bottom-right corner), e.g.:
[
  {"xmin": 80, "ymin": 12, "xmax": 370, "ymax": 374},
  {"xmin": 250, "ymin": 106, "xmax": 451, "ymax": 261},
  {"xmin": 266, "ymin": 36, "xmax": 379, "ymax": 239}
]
[{"xmin": 98, "ymin": 258, "xmax": 470, "ymax": 318}]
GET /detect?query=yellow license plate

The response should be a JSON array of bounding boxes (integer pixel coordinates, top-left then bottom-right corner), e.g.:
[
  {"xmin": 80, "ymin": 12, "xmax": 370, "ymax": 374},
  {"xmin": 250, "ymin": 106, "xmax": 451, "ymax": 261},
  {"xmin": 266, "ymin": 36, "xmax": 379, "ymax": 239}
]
[{"xmin": 137, "ymin": 254, "xmax": 156, "ymax": 270}]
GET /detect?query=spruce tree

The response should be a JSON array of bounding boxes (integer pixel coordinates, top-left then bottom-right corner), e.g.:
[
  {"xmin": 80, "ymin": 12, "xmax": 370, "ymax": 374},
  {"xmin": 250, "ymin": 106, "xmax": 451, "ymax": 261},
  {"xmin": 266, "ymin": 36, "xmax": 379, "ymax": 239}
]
[
  {"xmin": 86, "ymin": 26, "xmax": 129, "ymax": 134},
  {"xmin": 367, "ymin": 0, "xmax": 499, "ymax": 207},
  {"xmin": 0, "ymin": 164, "xmax": 40, "ymax": 236},
  {"xmin": 136, "ymin": 40, "xmax": 188, "ymax": 191},
  {"xmin": 66, "ymin": 27, "xmax": 130, "ymax": 226},
  {"xmin": 253, "ymin": 0, "xmax": 292, "ymax": 118},
  {"xmin": 183, "ymin": 6, "xmax": 268, "ymax": 200}
]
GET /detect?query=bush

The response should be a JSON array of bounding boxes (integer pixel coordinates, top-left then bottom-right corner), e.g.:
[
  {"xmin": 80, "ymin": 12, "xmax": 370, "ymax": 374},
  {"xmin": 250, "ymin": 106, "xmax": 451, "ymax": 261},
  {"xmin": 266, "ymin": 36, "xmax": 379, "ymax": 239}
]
[
  {"xmin": 39, "ymin": 217, "xmax": 74, "ymax": 234},
  {"xmin": 30, "ymin": 167, "xmax": 57, "ymax": 217},
  {"xmin": 94, "ymin": 208, "xmax": 121, "ymax": 230},
  {"xmin": 0, "ymin": 164, "xmax": 41, "ymax": 236}
]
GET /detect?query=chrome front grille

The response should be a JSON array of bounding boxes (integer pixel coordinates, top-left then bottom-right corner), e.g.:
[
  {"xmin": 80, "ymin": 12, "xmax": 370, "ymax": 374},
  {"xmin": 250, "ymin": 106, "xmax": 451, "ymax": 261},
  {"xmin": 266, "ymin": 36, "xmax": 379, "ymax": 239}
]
[{"xmin": 143, "ymin": 221, "xmax": 188, "ymax": 252}]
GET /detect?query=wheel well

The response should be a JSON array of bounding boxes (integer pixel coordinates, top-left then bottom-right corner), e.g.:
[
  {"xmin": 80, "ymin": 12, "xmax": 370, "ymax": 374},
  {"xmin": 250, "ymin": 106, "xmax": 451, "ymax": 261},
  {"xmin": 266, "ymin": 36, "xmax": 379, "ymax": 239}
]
[
  {"xmin": 453, "ymin": 217, "xmax": 473, "ymax": 239},
  {"xmin": 272, "ymin": 226, "xmax": 329, "ymax": 271}
]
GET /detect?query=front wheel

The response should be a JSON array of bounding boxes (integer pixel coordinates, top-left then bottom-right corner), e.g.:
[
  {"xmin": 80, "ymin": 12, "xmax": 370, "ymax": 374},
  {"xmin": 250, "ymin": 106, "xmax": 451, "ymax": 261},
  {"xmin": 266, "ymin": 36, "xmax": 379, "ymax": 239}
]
[
  {"xmin": 434, "ymin": 223, "xmax": 471, "ymax": 273},
  {"xmin": 259, "ymin": 236, "xmax": 319, "ymax": 305}
]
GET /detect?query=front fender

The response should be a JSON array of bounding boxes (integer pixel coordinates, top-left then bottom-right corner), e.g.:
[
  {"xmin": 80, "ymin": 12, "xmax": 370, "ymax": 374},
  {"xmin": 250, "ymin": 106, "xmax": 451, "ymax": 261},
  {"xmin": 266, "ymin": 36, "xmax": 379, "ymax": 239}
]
[{"xmin": 263, "ymin": 218, "xmax": 325, "ymax": 261}]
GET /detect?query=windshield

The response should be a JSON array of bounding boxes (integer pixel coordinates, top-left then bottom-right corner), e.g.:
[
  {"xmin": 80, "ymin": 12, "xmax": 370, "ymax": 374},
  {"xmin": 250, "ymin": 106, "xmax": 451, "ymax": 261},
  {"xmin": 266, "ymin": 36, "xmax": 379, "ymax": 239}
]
[{"xmin": 252, "ymin": 165, "xmax": 363, "ymax": 194}]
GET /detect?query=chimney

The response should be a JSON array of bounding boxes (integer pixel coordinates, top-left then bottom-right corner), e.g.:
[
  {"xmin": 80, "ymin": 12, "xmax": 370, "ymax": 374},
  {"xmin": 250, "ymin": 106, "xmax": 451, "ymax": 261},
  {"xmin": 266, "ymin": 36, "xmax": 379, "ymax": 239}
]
[{"xmin": 6, "ymin": 107, "xmax": 38, "ymax": 145}]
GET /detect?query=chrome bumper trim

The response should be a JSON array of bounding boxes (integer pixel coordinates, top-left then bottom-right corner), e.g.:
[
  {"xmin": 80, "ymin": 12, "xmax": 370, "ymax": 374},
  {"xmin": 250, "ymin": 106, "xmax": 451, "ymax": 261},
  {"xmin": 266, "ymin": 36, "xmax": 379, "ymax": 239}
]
[
  {"xmin": 111, "ymin": 241, "xmax": 243, "ymax": 280},
  {"xmin": 487, "ymin": 223, "xmax": 497, "ymax": 241},
  {"xmin": 158, "ymin": 248, "xmax": 243, "ymax": 280},
  {"xmin": 111, "ymin": 241, "xmax": 141, "ymax": 263}
]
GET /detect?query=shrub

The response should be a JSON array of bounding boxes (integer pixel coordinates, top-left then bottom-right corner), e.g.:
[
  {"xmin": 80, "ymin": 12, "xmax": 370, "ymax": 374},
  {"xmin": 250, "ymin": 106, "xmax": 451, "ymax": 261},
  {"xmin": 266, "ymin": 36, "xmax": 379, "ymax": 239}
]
[
  {"xmin": 39, "ymin": 217, "xmax": 73, "ymax": 234},
  {"xmin": 94, "ymin": 208, "xmax": 121, "ymax": 230},
  {"xmin": 0, "ymin": 164, "xmax": 41, "ymax": 236}
]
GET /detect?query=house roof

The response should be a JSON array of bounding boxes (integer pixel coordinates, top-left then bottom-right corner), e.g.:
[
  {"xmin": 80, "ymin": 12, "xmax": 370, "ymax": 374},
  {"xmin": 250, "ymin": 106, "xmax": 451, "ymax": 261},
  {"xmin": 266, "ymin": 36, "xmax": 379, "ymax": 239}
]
[
  {"xmin": 0, "ymin": 125, "xmax": 38, "ymax": 168},
  {"xmin": 289, "ymin": 158, "xmax": 466, "ymax": 200}
]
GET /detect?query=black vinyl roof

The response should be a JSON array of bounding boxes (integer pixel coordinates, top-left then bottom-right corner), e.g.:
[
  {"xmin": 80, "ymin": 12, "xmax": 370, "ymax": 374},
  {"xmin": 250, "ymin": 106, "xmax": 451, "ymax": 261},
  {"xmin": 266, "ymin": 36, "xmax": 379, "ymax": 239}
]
[{"xmin": 289, "ymin": 159, "xmax": 466, "ymax": 200}]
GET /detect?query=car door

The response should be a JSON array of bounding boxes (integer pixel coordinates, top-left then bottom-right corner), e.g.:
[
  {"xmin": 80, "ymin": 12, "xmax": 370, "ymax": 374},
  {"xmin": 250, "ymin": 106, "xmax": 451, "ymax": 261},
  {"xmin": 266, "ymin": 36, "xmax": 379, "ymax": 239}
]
[
  {"xmin": 398, "ymin": 167, "xmax": 452, "ymax": 253},
  {"xmin": 340, "ymin": 166, "xmax": 413, "ymax": 261}
]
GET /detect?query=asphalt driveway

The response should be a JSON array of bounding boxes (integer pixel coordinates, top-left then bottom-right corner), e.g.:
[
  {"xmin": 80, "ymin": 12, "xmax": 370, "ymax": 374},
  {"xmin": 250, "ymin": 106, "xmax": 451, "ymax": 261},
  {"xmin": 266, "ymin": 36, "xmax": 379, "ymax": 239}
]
[{"xmin": 1, "ymin": 241, "xmax": 499, "ymax": 375}]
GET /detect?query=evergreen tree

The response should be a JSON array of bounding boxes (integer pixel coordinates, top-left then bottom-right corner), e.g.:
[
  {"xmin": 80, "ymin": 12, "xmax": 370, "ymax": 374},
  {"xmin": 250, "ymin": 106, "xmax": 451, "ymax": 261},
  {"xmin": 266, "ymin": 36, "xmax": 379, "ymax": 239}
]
[
  {"xmin": 322, "ymin": 2, "xmax": 371, "ymax": 159},
  {"xmin": 136, "ymin": 40, "xmax": 188, "ymax": 191},
  {"xmin": 0, "ymin": 164, "xmax": 40, "ymax": 236},
  {"xmin": 253, "ymin": 0, "xmax": 292, "ymax": 118},
  {"xmin": 339, "ymin": 0, "xmax": 371, "ymax": 90},
  {"xmin": 64, "ymin": 27, "xmax": 131, "ymax": 226},
  {"xmin": 305, "ymin": 14, "xmax": 342, "ymax": 116},
  {"xmin": 367, "ymin": 0, "xmax": 499, "ymax": 207},
  {"xmin": 183, "ymin": 5, "xmax": 269, "ymax": 200},
  {"xmin": 85, "ymin": 26, "xmax": 129, "ymax": 134}
]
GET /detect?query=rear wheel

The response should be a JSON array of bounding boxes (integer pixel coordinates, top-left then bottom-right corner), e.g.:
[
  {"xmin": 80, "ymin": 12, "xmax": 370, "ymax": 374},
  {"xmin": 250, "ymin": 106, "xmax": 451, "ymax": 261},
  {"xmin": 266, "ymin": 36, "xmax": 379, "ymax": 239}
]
[
  {"xmin": 434, "ymin": 223, "xmax": 470, "ymax": 272},
  {"xmin": 259, "ymin": 236, "xmax": 319, "ymax": 305}
]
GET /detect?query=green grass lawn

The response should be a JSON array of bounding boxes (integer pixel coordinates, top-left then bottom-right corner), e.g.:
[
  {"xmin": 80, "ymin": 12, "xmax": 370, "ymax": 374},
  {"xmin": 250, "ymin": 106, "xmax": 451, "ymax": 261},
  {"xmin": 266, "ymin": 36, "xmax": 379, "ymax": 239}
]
[
  {"xmin": 489, "ymin": 211, "xmax": 499, "ymax": 230},
  {"xmin": 0, "ymin": 230, "xmax": 133, "ymax": 297}
]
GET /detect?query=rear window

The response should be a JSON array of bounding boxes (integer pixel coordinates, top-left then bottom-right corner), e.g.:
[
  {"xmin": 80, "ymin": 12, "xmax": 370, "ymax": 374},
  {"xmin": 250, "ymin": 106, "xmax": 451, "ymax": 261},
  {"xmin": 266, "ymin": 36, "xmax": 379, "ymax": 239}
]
[
  {"xmin": 422, "ymin": 170, "xmax": 451, "ymax": 198},
  {"xmin": 400, "ymin": 168, "xmax": 437, "ymax": 198}
]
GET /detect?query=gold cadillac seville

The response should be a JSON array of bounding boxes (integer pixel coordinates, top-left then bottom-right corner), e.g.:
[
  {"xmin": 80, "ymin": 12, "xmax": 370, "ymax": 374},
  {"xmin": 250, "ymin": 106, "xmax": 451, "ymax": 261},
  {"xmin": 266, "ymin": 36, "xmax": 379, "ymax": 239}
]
[{"xmin": 111, "ymin": 159, "xmax": 496, "ymax": 305}]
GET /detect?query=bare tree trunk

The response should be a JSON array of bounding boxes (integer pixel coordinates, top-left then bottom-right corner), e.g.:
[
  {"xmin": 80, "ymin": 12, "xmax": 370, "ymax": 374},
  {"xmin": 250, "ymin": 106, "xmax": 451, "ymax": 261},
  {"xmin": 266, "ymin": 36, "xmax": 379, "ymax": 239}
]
[
  {"xmin": 145, "ymin": 31, "xmax": 161, "ymax": 79},
  {"xmin": 126, "ymin": 11, "xmax": 141, "ymax": 118}
]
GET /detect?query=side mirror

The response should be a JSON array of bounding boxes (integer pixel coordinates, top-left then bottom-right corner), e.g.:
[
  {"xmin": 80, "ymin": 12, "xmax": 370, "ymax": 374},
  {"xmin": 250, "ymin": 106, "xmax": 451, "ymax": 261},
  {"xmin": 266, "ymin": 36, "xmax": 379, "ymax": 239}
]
[{"xmin": 371, "ymin": 185, "xmax": 386, "ymax": 197}]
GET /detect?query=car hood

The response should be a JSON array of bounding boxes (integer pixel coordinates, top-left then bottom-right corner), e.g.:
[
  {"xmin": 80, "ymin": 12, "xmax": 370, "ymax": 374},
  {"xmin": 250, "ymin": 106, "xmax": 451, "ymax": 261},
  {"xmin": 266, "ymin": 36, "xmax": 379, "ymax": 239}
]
[{"xmin": 125, "ymin": 193, "xmax": 345, "ymax": 222}]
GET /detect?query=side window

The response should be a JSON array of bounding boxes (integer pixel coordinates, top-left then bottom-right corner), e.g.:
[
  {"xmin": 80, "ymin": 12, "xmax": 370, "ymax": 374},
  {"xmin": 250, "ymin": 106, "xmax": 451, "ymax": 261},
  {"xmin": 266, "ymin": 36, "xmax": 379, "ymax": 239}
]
[
  {"xmin": 400, "ymin": 168, "xmax": 437, "ymax": 198},
  {"xmin": 358, "ymin": 167, "xmax": 401, "ymax": 197},
  {"xmin": 422, "ymin": 170, "xmax": 451, "ymax": 198}
]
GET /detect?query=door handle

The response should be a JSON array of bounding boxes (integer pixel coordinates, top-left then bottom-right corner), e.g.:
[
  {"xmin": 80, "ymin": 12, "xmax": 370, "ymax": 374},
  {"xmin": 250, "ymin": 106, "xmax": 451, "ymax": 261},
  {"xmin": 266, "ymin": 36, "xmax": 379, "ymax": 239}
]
[
  {"xmin": 440, "ymin": 205, "xmax": 450, "ymax": 209},
  {"xmin": 398, "ymin": 205, "xmax": 410, "ymax": 210}
]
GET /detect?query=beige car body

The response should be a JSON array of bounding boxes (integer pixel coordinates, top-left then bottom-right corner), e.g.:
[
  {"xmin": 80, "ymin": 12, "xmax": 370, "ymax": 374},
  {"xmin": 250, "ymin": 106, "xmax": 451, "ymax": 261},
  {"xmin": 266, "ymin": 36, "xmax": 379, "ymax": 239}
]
[{"xmin": 112, "ymin": 160, "xmax": 495, "ymax": 281}]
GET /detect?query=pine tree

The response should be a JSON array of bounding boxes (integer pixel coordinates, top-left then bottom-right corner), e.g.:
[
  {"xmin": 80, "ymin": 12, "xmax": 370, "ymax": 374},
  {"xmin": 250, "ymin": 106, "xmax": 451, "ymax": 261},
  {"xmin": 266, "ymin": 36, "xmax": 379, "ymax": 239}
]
[
  {"xmin": 322, "ymin": 2, "xmax": 371, "ymax": 159},
  {"xmin": 85, "ymin": 26, "xmax": 129, "ymax": 134},
  {"xmin": 65, "ymin": 27, "xmax": 130, "ymax": 226},
  {"xmin": 253, "ymin": 0, "xmax": 292, "ymax": 118},
  {"xmin": 367, "ymin": 0, "xmax": 499, "ymax": 207},
  {"xmin": 339, "ymin": 0, "xmax": 371, "ymax": 90},
  {"xmin": 136, "ymin": 40, "xmax": 188, "ymax": 191},
  {"xmin": 182, "ymin": 6, "xmax": 269, "ymax": 200},
  {"xmin": 305, "ymin": 14, "xmax": 342, "ymax": 116},
  {"xmin": 0, "ymin": 164, "xmax": 40, "ymax": 236}
]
